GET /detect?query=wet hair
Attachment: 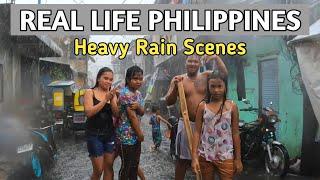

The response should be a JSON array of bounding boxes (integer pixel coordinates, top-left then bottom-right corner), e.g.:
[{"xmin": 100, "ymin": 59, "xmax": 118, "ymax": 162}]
[
  {"xmin": 125, "ymin": 65, "xmax": 143, "ymax": 86},
  {"xmin": 151, "ymin": 104, "xmax": 159, "ymax": 113},
  {"xmin": 186, "ymin": 54, "xmax": 200, "ymax": 61},
  {"xmin": 94, "ymin": 67, "xmax": 113, "ymax": 88},
  {"xmin": 205, "ymin": 70, "xmax": 228, "ymax": 121}
]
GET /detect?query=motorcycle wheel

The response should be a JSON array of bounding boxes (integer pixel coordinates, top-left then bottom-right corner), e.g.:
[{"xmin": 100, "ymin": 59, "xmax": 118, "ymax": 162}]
[
  {"xmin": 264, "ymin": 144, "xmax": 289, "ymax": 177},
  {"xmin": 48, "ymin": 128, "xmax": 58, "ymax": 155},
  {"xmin": 31, "ymin": 152, "xmax": 42, "ymax": 178}
]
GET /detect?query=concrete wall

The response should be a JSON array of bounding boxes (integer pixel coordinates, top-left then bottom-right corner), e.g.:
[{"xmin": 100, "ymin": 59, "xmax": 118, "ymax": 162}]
[
  {"xmin": 227, "ymin": 36, "xmax": 303, "ymax": 158},
  {"xmin": 0, "ymin": 33, "xmax": 44, "ymax": 113},
  {"xmin": 149, "ymin": 34, "xmax": 304, "ymax": 158},
  {"xmin": 0, "ymin": 36, "xmax": 21, "ymax": 112}
]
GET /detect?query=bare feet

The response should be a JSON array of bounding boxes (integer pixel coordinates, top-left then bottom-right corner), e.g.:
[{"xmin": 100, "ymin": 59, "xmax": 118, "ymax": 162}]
[{"xmin": 149, "ymin": 145, "xmax": 156, "ymax": 152}]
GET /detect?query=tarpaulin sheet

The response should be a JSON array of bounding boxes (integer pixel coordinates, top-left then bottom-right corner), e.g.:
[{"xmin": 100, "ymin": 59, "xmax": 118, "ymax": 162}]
[{"xmin": 294, "ymin": 42, "xmax": 320, "ymax": 142}]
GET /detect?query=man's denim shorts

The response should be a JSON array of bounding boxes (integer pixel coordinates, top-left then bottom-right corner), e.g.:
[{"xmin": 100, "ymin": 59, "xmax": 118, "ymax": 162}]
[{"xmin": 86, "ymin": 134, "xmax": 115, "ymax": 157}]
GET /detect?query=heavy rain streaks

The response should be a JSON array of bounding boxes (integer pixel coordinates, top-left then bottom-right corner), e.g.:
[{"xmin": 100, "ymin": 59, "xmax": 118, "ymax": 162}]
[{"xmin": 42, "ymin": 114, "xmax": 190, "ymax": 180}]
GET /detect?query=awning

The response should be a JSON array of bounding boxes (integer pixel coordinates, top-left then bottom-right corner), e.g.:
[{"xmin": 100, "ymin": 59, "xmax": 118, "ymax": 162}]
[
  {"xmin": 12, "ymin": 35, "xmax": 63, "ymax": 58},
  {"xmin": 0, "ymin": 5, "xmax": 63, "ymax": 58},
  {"xmin": 40, "ymin": 57, "xmax": 70, "ymax": 65},
  {"xmin": 288, "ymin": 19, "xmax": 320, "ymax": 45},
  {"xmin": 36, "ymin": 35, "xmax": 63, "ymax": 57},
  {"xmin": 47, "ymin": 80, "xmax": 75, "ymax": 87}
]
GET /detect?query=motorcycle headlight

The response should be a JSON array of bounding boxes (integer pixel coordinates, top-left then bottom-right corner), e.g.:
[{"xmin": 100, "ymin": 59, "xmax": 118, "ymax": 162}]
[{"xmin": 268, "ymin": 115, "xmax": 278, "ymax": 124}]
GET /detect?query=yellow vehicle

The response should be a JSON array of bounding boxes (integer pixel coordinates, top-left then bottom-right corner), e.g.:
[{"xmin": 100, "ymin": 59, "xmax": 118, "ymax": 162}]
[
  {"xmin": 72, "ymin": 89, "xmax": 86, "ymax": 131},
  {"xmin": 48, "ymin": 81, "xmax": 86, "ymax": 137}
]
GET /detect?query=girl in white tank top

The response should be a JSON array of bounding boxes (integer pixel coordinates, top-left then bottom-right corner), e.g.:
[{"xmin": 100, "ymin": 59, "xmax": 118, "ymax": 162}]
[{"xmin": 191, "ymin": 71, "xmax": 243, "ymax": 180}]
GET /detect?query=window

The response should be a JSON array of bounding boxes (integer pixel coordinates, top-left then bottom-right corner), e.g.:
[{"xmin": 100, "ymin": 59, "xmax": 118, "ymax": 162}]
[{"xmin": 0, "ymin": 64, "xmax": 3, "ymax": 102}]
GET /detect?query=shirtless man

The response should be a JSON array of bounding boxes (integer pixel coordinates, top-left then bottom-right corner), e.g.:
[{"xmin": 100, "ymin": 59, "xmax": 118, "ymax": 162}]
[{"xmin": 165, "ymin": 54, "xmax": 228, "ymax": 180}]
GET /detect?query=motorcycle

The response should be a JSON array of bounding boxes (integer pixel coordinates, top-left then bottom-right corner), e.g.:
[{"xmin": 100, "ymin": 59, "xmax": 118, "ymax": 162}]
[
  {"xmin": 0, "ymin": 115, "xmax": 43, "ymax": 179},
  {"xmin": 18, "ymin": 104, "xmax": 58, "ymax": 170},
  {"xmin": 239, "ymin": 99, "xmax": 289, "ymax": 177},
  {"xmin": 29, "ymin": 106, "xmax": 58, "ymax": 167}
]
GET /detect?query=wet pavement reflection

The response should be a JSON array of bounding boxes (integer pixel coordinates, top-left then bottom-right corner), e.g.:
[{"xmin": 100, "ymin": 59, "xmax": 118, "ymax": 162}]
[{"xmin": 34, "ymin": 114, "xmax": 317, "ymax": 180}]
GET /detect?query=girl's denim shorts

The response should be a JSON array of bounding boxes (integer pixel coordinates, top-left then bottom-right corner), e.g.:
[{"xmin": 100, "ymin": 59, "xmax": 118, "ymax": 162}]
[{"xmin": 86, "ymin": 134, "xmax": 115, "ymax": 157}]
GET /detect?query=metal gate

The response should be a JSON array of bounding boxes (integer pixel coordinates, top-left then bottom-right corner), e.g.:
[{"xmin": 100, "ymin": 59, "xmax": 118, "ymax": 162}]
[{"xmin": 259, "ymin": 58, "xmax": 279, "ymax": 112}]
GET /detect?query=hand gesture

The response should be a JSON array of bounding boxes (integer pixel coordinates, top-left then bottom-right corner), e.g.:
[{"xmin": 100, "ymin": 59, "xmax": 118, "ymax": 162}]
[
  {"xmin": 173, "ymin": 75, "xmax": 183, "ymax": 85},
  {"xmin": 191, "ymin": 158, "xmax": 201, "ymax": 174},
  {"xmin": 129, "ymin": 102, "xmax": 140, "ymax": 110},
  {"xmin": 112, "ymin": 86, "xmax": 120, "ymax": 97},
  {"xmin": 105, "ymin": 90, "xmax": 114, "ymax": 102},
  {"xmin": 234, "ymin": 159, "xmax": 243, "ymax": 174},
  {"xmin": 203, "ymin": 54, "xmax": 218, "ymax": 62}
]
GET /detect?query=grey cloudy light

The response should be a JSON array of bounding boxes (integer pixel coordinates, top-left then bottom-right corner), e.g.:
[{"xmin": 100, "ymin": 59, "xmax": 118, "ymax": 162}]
[{"xmin": 2, "ymin": 0, "xmax": 155, "ymax": 85}]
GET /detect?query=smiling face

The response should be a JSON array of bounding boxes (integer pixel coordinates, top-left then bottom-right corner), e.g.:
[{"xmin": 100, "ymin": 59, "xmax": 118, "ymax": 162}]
[
  {"xmin": 186, "ymin": 55, "xmax": 201, "ymax": 75},
  {"xmin": 98, "ymin": 71, "xmax": 113, "ymax": 90},
  {"xmin": 208, "ymin": 78, "xmax": 226, "ymax": 101}
]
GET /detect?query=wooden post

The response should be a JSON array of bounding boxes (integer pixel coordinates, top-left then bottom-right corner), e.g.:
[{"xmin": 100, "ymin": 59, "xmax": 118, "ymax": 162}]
[{"xmin": 177, "ymin": 82, "xmax": 202, "ymax": 180}]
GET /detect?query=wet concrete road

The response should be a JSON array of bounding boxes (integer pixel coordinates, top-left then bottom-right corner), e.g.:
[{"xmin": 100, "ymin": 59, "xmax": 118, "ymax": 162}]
[
  {"xmin": 41, "ymin": 115, "xmax": 317, "ymax": 180},
  {"xmin": 44, "ymin": 114, "xmax": 180, "ymax": 180}
]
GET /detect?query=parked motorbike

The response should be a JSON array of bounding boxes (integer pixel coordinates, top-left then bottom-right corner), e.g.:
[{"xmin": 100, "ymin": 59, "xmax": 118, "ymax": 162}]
[
  {"xmin": 18, "ymin": 104, "xmax": 57, "ymax": 170},
  {"xmin": 30, "ymin": 106, "xmax": 58, "ymax": 167},
  {"xmin": 30, "ymin": 125, "xmax": 57, "ymax": 167},
  {"xmin": 0, "ymin": 115, "xmax": 43, "ymax": 179},
  {"xmin": 239, "ymin": 99, "xmax": 289, "ymax": 177}
]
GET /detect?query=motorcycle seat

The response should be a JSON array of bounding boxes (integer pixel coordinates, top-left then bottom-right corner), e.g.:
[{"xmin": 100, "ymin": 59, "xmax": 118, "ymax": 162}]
[{"xmin": 239, "ymin": 120, "xmax": 260, "ymax": 130}]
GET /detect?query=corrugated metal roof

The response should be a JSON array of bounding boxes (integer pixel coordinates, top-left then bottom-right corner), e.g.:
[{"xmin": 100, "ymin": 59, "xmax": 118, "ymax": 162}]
[
  {"xmin": 37, "ymin": 35, "xmax": 63, "ymax": 57},
  {"xmin": 47, "ymin": 80, "xmax": 75, "ymax": 87},
  {"xmin": 289, "ymin": 19, "xmax": 320, "ymax": 45}
]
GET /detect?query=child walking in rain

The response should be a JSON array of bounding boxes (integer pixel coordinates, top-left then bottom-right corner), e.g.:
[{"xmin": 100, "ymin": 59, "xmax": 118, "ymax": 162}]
[
  {"xmin": 191, "ymin": 70, "xmax": 243, "ymax": 180},
  {"xmin": 149, "ymin": 105, "xmax": 172, "ymax": 151}
]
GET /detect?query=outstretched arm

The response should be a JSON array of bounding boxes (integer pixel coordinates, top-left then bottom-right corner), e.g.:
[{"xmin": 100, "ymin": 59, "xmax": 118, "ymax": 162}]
[
  {"xmin": 203, "ymin": 55, "xmax": 228, "ymax": 78},
  {"xmin": 157, "ymin": 115, "xmax": 172, "ymax": 128}
]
